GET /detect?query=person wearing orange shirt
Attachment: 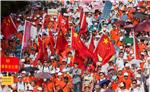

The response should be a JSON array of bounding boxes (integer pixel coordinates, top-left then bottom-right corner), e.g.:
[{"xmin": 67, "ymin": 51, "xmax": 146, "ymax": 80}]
[
  {"xmin": 110, "ymin": 25, "xmax": 120, "ymax": 44},
  {"xmin": 122, "ymin": 72, "xmax": 132, "ymax": 90},
  {"xmin": 117, "ymin": 68, "xmax": 124, "ymax": 83},
  {"xmin": 31, "ymin": 81, "xmax": 39, "ymax": 92},
  {"xmin": 111, "ymin": 75, "xmax": 119, "ymax": 91}
]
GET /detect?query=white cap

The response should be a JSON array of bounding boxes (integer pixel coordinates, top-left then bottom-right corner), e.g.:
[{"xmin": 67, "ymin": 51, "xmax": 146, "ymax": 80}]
[
  {"xmin": 120, "ymin": 82, "xmax": 124, "ymax": 87},
  {"xmin": 130, "ymin": 50, "xmax": 133, "ymax": 54},
  {"xmin": 136, "ymin": 74, "xmax": 141, "ymax": 78},
  {"xmin": 37, "ymin": 14, "xmax": 40, "ymax": 18},
  {"xmin": 39, "ymin": 17, "xmax": 43, "ymax": 20},
  {"xmin": 32, "ymin": 22, "xmax": 36, "ymax": 25},
  {"xmin": 21, "ymin": 59, "xmax": 25, "ymax": 62},
  {"xmin": 19, "ymin": 14, "xmax": 22, "ymax": 17},
  {"xmin": 95, "ymin": 35, "xmax": 100, "ymax": 38},
  {"xmin": 118, "ymin": 68, "xmax": 122, "ymax": 71},
  {"xmin": 64, "ymin": 13, "xmax": 69, "ymax": 16},
  {"xmin": 58, "ymin": 72, "xmax": 62, "ymax": 76},
  {"xmin": 27, "ymin": 17, "xmax": 30, "ymax": 19},
  {"xmin": 34, "ymin": 17, "xmax": 37, "ymax": 20},
  {"xmin": 125, "ymin": 63, "xmax": 130, "ymax": 67},
  {"xmin": 56, "ymin": 68, "xmax": 60, "ymax": 73},
  {"xmin": 124, "ymin": 72, "xmax": 128, "ymax": 76},
  {"xmin": 51, "ymin": 70, "xmax": 56, "ymax": 74},
  {"xmin": 62, "ymin": 68, "xmax": 67, "ymax": 72},
  {"xmin": 137, "ymin": 68, "xmax": 141, "ymax": 71},
  {"xmin": 17, "ymin": 18, "xmax": 20, "ymax": 21},
  {"xmin": 22, "ymin": 71, "xmax": 26, "ymax": 74},
  {"xmin": 96, "ymin": 62, "xmax": 101, "ymax": 66},
  {"xmin": 0, "ymin": 73, "xmax": 3, "ymax": 77},
  {"xmin": 119, "ymin": 46, "xmax": 123, "ymax": 49},
  {"xmin": 127, "ymin": 43, "xmax": 131, "ymax": 46},
  {"xmin": 38, "ymin": 87, "xmax": 42, "ymax": 91},
  {"xmin": 50, "ymin": 56, "xmax": 55, "ymax": 59}
]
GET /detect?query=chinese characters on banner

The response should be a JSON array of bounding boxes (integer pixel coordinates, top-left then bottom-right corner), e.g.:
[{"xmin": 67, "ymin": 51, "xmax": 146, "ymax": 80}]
[{"xmin": 0, "ymin": 57, "xmax": 19, "ymax": 72}]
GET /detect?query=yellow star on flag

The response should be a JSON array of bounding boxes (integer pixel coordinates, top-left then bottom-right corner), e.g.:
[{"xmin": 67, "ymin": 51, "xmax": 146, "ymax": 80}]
[
  {"xmin": 73, "ymin": 33, "xmax": 78, "ymax": 38},
  {"xmin": 104, "ymin": 38, "xmax": 109, "ymax": 44}
]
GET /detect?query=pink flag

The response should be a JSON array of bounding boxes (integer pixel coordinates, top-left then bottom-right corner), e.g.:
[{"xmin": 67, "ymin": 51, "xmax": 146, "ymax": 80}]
[{"xmin": 22, "ymin": 20, "xmax": 32, "ymax": 50}]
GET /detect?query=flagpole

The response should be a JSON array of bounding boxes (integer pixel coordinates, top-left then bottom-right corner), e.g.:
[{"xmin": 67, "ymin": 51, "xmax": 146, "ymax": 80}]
[
  {"xmin": 20, "ymin": 20, "xmax": 27, "ymax": 59},
  {"xmin": 9, "ymin": 15, "xmax": 17, "ymax": 30},
  {"xmin": 133, "ymin": 30, "xmax": 136, "ymax": 59}
]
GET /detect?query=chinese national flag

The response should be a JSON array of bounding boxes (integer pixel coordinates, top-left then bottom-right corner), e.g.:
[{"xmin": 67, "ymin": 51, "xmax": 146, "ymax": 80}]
[
  {"xmin": 56, "ymin": 30, "xmax": 68, "ymax": 54},
  {"xmin": 89, "ymin": 36, "xmax": 95, "ymax": 53},
  {"xmin": 33, "ymin": 36, "xmax": 48, "ymax": 65},
  {"xmin": 1, "ymin": 16, "xmax": 17, "ymax": 39},
  {"xmin": 72, "ymin": 28, "xmax": 92, "ymax": 59},
  {"xmin": 58, "ymin": 14, "xmax": 69, "ymax": 34},
  {"xmin": 1, "ymin": 57, "xmax": 19, "ymax": 72},
  {"xmin": 94, "ymin": 34, "xmax": 115, "ymax": 65},
  {"xmin": 134, "ymin": 34, "xmax": 141, "ymax": 60},
  {"xmin": 49, "ymin": 30, "xmax": 55, "ymax": 55},
  {"xmin": 79, "ymin": 9, "xmax": 88, "ymax": 34}
]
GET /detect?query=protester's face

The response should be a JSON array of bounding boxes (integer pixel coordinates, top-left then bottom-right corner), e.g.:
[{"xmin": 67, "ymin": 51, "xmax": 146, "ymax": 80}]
[
  {"xmin": 74, "ymin": 64, "xmax": 78, "ymax": 68},
  {"xmin": 119, "ymin": 53, "xmax": 124, "ymax": 58},
  {"xmin": 118, "ymin": 70, "xmax": 122, "ymax": 75},
  {"xmin": 124, "ymin": 75, "xmax": 128, "ymax": 79},
  {"xmin": 100, "ymin": 73, "xmax": 104, "ymax": 78},
  {"xmin": 84, "ymin": 86, "xmax": 90, "ymax": 92},
  {"xmin": 18, "ymin": 77, "xmax": 22, "ymax": 82},
  {"xmin": 132, "ymin": 81, "xmax": 137, "ymax": 87}
]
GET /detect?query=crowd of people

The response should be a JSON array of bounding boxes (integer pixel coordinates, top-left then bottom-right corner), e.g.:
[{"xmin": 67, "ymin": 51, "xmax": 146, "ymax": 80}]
[{"xmin": 0, "ymin": 0, "xmax": 150, "ymax": 92}]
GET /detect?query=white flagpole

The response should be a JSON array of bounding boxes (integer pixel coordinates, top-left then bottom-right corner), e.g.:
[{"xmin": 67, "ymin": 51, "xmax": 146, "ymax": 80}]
[
  {"xmin": 20, "ymin": 20, "xmax": 27, "ymax": 59},
  {"xmin": 9, "ymin": 15, "xmax": 17, "ymax": 30},
  {"xmin": 133, "ymin": 30, "xmax": 136, "ymax": 59}
]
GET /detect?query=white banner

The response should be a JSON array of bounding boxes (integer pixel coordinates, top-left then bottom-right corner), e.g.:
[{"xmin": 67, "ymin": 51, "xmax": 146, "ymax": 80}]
[{"xmin": 47, "ymin": 9, "xmax": 58, "ymax": 15}]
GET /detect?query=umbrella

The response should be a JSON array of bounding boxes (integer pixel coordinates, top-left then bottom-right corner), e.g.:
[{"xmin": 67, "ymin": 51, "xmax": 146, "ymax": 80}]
[
  {"xmin": 124, "ymin": 24, "xmax": 135, "ymax": 28},
  {"xmin": 99, "ymin": 79, "xmax": 111, "ymax": 86},
  {"xmin": 20, "ymin": 67, "xmax": 39, "ymax": 72},
  {"xmin": 134, "ymin": 12, "xmax": 148, "ymax": 19},
  {"xmin": 34, "ymin": 72, "xmax": 51, "ymax": 79},
  {"xmin": 134, "ymin": 21, "xmax": 150, "ymax": 32},
  {"xmin": 113, "ymin": 20, "xmax": 124, "ymax": 27}
]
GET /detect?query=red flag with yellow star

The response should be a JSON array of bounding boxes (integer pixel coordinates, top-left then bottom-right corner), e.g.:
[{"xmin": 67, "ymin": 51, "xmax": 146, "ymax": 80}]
[
  {"xmin": 94, "ymin": 34, "xmax": 115, "ymax": 65},
  {"xmin": 56, "ymin": 30, "xmax": 68, "ymax": 54},
  {"xmin": 1, "ymin": 16, "xmax": 17, "ymax": 39},
  {"xmin": 72, "ymin": 28, "xmax": 93, "ymax": 59}
]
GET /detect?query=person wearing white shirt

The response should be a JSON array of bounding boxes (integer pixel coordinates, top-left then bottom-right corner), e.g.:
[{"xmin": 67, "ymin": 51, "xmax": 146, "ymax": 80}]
[
  {"xmin": 17, "ymin": 77, "xmax": 25, "ymax": 92},
  {"xmin": 115, "ymin": 52, "xmax": 124, "ymax": 69},
  {"xmin": 17, "ymin": 22, "xmax": 24, "ymax": 32}
]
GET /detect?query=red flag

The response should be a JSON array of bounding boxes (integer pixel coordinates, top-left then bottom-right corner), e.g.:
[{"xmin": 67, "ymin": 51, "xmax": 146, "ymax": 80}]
[
  {"xmin": 89, "ymin": 35, "xmax": 95, "ymax": 53},
  {"xmin": 22, "ymin": 20, "xmax": 32, "ymax": 50},
  {"xmin": 58, "ymin": 14, "xmax": 69, "ymax": 34},
  {"xmin": 133, "ymin": 32, "xmax": 141, "ymax": 60},
  {"xmin": 72, "ymin": 28, "xmax": 92, "ymax": 59},
  {"xmin": 49, "ymin": 31, "xmax": 55, "ymax": 55},
  {"xmin": 33, "ymin": 36, "xmax": 48, "ymax": 65},
  {"xmin": 1, "ymin": 57, "xmax": 19, "ymax": 72},
  {"xmin": 79, "ymin": 10, "xmax": 88, "ymax": 34},
  {"xmin": 1, "ymin": 16, "xmax": 17, "ymax": 39},
  {"xmin": 56, "ymin": 31, "xmax": 68, "ymax": 54},
  {"xmin": 74, "ymin": 51, "xmax": 86, "ymax": 71},
  {"xmin": 43, "ymin": 15, "xmax": 51, "ymax": 28},
  {"xmin": 94, "ymin": 35, "xmax": 115, "ymax": 65}
]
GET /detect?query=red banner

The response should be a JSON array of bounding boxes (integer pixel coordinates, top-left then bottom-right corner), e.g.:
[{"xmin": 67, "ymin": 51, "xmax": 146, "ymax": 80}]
[{"xmin": 1, "ymin": 57, "xmax": 19, "ymax": 72}]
